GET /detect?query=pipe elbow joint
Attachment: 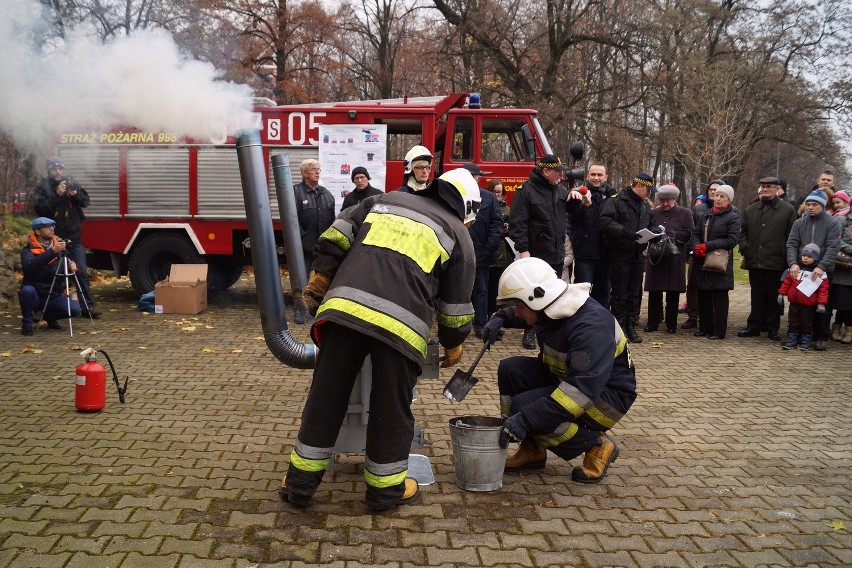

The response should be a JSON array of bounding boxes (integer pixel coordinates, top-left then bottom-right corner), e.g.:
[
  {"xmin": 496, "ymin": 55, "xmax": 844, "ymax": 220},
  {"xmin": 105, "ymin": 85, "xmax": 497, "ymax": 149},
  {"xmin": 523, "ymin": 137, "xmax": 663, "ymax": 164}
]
[{"xmin": 265, "ymin": 331, "xmax": 318, "ymax": 369}]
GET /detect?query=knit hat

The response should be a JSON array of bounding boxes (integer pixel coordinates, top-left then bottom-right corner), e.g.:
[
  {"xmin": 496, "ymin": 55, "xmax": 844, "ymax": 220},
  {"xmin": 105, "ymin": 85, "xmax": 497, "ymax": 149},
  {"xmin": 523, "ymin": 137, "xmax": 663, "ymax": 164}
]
[
  {"xmin": 632, "ymin": 173, "xmax": 656, "ymax": 193},
  {"xmin": 804, "ymin": 190, "xmax": 827, "ymax": 207},
  {"xmin": 715, "ymin": 184, "xmax": 735, "ymax": 202},
  {"xmin": 31, "ymin": 217, "xmax": 56, "ymax": 230},
  {"xmin": 801, "ymin": 243, "xmax": 821, "ymax": 259},
  {"xmin": 536, "ymin": 154, "xmax": 562, "ymax": 170},
  {"xmin": 656, "ymin": 184, "xmax": 679, "ymax": 199},
  {"xmin": 833, "ymin": 190, "xmax": 850, "ymax": 205},
  {"xmin": 46, "ymin": 156, "xmax": 64, "ymax": 170},
  {"xmin": 350, "ymin": 166, "xmax": 370, "ymax": 182},
  {"xmin": 779, "ymin": 178, "xmax": 788, "ymax": 192}
]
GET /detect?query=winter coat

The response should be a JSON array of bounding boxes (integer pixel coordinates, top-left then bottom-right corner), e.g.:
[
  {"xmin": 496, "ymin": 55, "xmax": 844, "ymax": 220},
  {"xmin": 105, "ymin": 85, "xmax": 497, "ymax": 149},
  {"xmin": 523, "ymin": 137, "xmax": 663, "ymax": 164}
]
[
  {"xmin": 20, "ymin": 234, "xmax": 65, "ymax": 298},
  {"xmin": 690, "ymin": 207, "xmax": 741, "ymax": 291},
  {"xmin": 33, "ymin": 176, "xmax": 90, "ymax": 241},
  {"xmin": 293, "ymin": 181, "xmax": 336, "ymax": 257},
  {"xmin": 739, "ymin": 196, "xmax": 796, "ymax": 271},
  {"xmin": 468, "ymin": 189, "xmax": 505, "ymax": 268},
  {"xmin": 508, "ymin": 169, "xmax": 568, "ymax": 265},
  {"xmin": 785, "ymin": 210, "xmax": 842, "ymax": 273},
  {"xmin": 312, "ymin": 191, "xmax": 475, "ymax": 367},
  {"xmin": 831, "ymin": 212, "xmax": 852, "ymax": 287},
  {"xmin": 644, "ymin": 205, "xmax": 694, "ymax": 292},
  {"xmin": 778, "ymin": 270, "xmax": 830, "ymax": 306},
  {"xmin": 567, "ymin": 182, "xmax": 615, "ymax": 261},
  {"xmin": 341, "ymin": 185, "xmax": 382, "ymax": 211},
  {"xmin": 599, "ymin": 187, "xmax": 657, "ymax": 263}
]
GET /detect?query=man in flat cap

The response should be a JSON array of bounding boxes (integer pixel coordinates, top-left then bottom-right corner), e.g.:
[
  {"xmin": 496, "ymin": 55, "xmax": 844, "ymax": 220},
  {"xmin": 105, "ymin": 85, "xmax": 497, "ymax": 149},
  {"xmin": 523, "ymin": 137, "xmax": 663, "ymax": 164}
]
[{"xmin": 737, "ymin": 176, "xmax": 796, "ymax": 340}]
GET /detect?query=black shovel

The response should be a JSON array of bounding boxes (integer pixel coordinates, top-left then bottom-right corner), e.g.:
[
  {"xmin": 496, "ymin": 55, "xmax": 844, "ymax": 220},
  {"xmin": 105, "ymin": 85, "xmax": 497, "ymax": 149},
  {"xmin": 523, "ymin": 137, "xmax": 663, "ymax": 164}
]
[{"xmin": 442, "ymin": 341, "xmax": 489, "ymax": 402}]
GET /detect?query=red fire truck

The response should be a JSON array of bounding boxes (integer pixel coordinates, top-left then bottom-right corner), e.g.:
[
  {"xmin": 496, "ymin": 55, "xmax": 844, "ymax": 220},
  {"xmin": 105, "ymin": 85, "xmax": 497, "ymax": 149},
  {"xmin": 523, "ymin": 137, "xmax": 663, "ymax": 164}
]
[{"xmin": 57, "ymin": 93, "xmax": 555, "ymax": 294}]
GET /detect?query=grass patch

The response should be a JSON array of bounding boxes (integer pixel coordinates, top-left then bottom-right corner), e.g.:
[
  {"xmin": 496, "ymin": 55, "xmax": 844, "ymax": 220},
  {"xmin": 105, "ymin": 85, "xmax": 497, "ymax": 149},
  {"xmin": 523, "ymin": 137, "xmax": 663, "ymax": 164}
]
[{"xmin": 732, "ymin": 250, "xmax": 749, "ymax": 285}]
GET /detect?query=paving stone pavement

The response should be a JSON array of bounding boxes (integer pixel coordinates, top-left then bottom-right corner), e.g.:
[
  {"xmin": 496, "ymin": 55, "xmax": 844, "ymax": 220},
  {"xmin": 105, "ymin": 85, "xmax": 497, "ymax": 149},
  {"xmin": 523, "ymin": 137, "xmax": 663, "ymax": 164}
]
[{"xmin": 0, "ymin": 275, "xmax": 849, "ymax": 567}]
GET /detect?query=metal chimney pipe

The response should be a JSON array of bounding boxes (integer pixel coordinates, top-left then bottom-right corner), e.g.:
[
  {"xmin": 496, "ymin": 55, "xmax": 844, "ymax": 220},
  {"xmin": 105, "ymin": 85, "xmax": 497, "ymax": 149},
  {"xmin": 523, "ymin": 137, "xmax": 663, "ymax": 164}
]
[
  {"xmin": 271, "ymin": 153, "xmax": 310, "ymax": 320},
  {"xmin": 236, "ymin": 130, "xmax": 317, "ymax": 369}
]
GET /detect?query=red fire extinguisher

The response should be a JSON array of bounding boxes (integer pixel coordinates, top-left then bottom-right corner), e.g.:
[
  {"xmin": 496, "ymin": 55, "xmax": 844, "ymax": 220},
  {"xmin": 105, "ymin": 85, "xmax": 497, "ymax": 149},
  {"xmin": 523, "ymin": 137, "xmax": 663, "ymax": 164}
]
[{"xmin": 76, "ymin": 348, "xmax": 128, "ymax": 412}]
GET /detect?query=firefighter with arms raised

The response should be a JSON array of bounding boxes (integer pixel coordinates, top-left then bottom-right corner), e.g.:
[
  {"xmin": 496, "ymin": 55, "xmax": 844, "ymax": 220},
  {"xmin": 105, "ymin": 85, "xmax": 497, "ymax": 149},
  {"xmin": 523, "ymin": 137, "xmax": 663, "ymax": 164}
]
[
  {"xmin": 481, "ymin": 257, "xmax": 637, "ymax": 483},
  {"xmin": 281, "ymin": 169, "xmax": 480, "ymax": 511}
]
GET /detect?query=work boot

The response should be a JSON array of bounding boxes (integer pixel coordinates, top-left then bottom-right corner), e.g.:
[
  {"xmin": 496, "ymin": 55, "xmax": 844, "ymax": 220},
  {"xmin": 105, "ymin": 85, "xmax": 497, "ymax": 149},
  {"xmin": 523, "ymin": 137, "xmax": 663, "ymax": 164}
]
[
  {"xmin": 831, "ymin": 323, "xmax": 842, "ymax": 341},
  {"xmin": 522, "ymin": 328, "xmax": 536, "ymax": 350},
  {"xmin": 504, "ymin": 439, "xmax": 547, "ymax": 472},
  {"xmin": 21, "ymin": 323, "xmax": 33, "ymax": 336},
  {"xmin": 624, "ymin": 325, "xmax": 642, "ymax": 343},
  {"xmin": 799, "ymin": 333, "xmax": 813, "ymax": 351},
  {"xmin": 571, "ymin": 433, "xmax": 619, "ymax": 484},
  {"xmin": 46, "ymin": 320, "xmax": 63, "ymax": 330},
  {"xmin": 681, "ymin": 319, "xmax": 697, "ymax": 330},
  {"xmin": 366, "ymin": 477, "xmax": 420, "ymax": 512},
  {"xmin": 842, "ymin": 327, "xmax": 852, "ymax": 344},
  {"xmin": 278, "ymin": 477, "xmax": 310, "ymax": 509},
  {"xmin": 781, "ymin": 332, "xmax": 799, "ymax": 350}
]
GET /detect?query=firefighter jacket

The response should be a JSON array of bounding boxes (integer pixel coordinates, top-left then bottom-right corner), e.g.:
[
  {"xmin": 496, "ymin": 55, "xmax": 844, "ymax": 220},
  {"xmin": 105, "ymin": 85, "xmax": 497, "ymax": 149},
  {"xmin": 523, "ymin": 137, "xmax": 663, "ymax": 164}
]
[
  {"xmin": 311, "ymin": 190, "xmax": 476, "ymax": 366},
  {"xmin": 20, "ymin": 234, "xmax": 64, "ymax": 298},
  {"xmin": 778, "ymin": 270, "xmax": 830, "ymax": 307},
  {"xmin": 508, "ymin": 169, "xmax": 568, "ymax": 265},
  {"xmin": 34, "ymin": 176, "xmax": 90, "ymax": 241},
  {"xmin": 293, "ymin": 181, "xmax": 336, "ymax": 257},
  {"xmin": 341, "ymin": 185, "xmax": 383, "ymax": 211},
  {"xmin": 599, "ymin": 187, "xmax": 657, "ymax": 262},
  {"xmin": 505, "ymin": 284, "xmax": 637, "ymax": 441}
]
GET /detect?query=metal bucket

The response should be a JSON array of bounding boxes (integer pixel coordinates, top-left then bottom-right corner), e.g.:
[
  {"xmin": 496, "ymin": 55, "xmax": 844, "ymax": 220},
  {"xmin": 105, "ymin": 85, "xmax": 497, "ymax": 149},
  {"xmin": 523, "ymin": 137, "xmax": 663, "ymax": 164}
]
[{"xmin": 448, "ymin": 416, "xmax": 507, "ymax": 491}]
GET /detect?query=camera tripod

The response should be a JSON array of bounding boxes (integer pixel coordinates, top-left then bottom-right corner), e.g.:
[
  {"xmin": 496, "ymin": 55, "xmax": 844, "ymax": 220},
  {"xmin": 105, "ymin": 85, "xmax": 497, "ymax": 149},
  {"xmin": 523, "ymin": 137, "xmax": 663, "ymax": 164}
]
[{"xmin": 37, "ymin": 244, "xmax": 94, "ymax": 336}]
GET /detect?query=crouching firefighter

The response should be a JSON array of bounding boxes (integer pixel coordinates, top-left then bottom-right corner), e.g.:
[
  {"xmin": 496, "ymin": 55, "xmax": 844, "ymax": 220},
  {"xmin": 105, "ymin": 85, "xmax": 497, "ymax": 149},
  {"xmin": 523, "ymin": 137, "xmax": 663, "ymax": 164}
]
[
  {"xmin": 481, "ymin": 257, "xmax": 637, "ymax": 483},
  {"xmin": 281, "ymin": 168, "xmax": 480, "ymax": 511}
]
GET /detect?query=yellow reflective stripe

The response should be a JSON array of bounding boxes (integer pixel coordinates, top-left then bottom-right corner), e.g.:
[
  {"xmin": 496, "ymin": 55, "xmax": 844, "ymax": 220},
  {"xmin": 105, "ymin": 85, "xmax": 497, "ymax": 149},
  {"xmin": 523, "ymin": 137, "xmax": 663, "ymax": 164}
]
[
  {"xmin": 319, "ymin": 226, "xmax": 351, "ymax": 251},
  {"xmin": 364, "ymin": 469, "xmax": 408, "ymax": 488},
  {"xmin": 542, "ymin": 352, "xmax": 568, "ymax": 380},
  {"xmin": 586, "ymin": 405, "xmax": 618, "ymax": 429},
  {"xmin": 499, "ymin": 395, "xmax": 512, "ymax": 417},
  {"xmin": 535, "ymin": 422, "xmax": 579, "ymax": 448},
  {"xmin": 317, "ymin": 297, "xmax": 427, "ymax": 358},
  {"xmin": 614, "ymin": 322, "xmax": 632, "ymax": 366},
  {"xmin": 551, "ymin": 388, "xmax": 585, "ymax": 417},
  {"xmin": 437, "ymin": 312, "xmax": 473, "ymax": 328},
  {"xmin": 362, "ymin": 212, "xmax": 449, "ymax": 273},
  {"xmin": 289, "ymin": 449, "xmax": 329, "ymax": 473}
]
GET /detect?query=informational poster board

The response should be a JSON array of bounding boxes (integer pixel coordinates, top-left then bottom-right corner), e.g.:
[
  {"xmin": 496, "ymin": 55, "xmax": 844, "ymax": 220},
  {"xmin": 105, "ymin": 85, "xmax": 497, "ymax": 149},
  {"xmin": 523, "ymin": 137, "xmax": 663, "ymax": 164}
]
[{"xmin": 318, "ymin": 124, "xmax": 387, "ymax": 212}]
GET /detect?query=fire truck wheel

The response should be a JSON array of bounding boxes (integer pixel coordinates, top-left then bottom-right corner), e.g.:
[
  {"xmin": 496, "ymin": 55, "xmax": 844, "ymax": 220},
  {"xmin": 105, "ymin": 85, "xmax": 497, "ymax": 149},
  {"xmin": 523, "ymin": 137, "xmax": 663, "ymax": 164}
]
[
  {"xmin": 128, "ymin": 233, "xmax": 203, "ymax": 295},
  {"xmin": 207, "ymin": 260, "xmax": 244, "ymax": 293}
]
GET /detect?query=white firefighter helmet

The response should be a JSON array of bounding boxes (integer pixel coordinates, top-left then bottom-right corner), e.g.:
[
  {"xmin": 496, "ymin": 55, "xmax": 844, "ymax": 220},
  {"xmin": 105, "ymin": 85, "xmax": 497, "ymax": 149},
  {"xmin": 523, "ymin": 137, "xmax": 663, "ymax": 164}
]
[
  {"xmin": 403, "ymin": 145, "xmax": 433, "ymax": 175},
  {"xmin": 497, "ymin": 257, "xmax": 567, "ymax": 311},
  {"xmin": 437, "ymin": 168, "xmax": 481, "ymax": 224}
]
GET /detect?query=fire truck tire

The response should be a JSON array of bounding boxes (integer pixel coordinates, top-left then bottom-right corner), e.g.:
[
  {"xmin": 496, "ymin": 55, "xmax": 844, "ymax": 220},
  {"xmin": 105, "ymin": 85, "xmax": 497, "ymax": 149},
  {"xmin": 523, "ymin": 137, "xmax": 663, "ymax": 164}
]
[
  {"xmin": 128, "ymin": 233, "xmax": 203, "ymax": 294},
  {"xmin": 207, "ymin": 260, "xmax": 244, "ymax": 293}
]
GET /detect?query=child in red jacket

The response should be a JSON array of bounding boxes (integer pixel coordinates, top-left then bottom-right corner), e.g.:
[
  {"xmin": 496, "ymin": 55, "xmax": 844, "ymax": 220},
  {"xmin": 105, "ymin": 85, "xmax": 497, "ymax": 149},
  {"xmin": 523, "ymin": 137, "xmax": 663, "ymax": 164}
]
[{"xmin": 778, "ymin": 243, "xmax": 830, "ymax": 351}]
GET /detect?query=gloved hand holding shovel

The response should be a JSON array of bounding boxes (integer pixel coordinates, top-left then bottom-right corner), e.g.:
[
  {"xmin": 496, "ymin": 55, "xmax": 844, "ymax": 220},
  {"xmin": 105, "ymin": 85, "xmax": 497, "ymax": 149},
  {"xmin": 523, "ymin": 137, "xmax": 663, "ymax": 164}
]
[{"xmin": 482, "ymin": 307, "xmax": 512, "ymax": 348}]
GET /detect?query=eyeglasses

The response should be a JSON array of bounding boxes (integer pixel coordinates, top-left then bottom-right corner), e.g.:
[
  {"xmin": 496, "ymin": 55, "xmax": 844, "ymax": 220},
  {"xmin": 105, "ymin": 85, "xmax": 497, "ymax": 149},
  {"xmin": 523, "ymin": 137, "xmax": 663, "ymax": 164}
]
[
  {"xmin": 413, "ymin": 165, "xmax": 431, "ymax": 172},
  {"xmin": 307, "ymin": 168, "xmax": 321, "ymax": 173}
]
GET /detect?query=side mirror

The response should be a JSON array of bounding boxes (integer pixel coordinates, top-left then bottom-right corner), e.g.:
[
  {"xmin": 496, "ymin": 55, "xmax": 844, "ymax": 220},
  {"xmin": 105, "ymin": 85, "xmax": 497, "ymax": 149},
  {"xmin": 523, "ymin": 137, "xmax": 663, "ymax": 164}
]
[
  {"xmin": 521, "ymin": 124, "xmax": 536, "ymax": 160},
  {"xmin": 569, "ymin": 141, "xmax": 584, "ymax": 161}
]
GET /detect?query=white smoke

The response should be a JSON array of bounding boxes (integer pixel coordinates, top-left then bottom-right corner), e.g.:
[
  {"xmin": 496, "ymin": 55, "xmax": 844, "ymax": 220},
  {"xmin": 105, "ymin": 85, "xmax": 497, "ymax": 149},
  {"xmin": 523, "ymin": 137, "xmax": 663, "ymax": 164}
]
[{"xmin": 0, "ymin": 0, "xmax": 256, "ymax": 152}]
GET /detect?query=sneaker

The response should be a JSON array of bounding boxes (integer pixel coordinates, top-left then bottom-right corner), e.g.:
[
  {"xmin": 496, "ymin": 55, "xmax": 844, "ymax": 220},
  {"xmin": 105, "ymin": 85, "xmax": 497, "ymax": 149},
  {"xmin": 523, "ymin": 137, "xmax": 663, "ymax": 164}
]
[
  {"xmin": 21, "ymin": 324, "xmax": 33, "ymax": 336},
  {"xmin": 522, "ymin": 328, "xmax": 536, "ymax": 350}
]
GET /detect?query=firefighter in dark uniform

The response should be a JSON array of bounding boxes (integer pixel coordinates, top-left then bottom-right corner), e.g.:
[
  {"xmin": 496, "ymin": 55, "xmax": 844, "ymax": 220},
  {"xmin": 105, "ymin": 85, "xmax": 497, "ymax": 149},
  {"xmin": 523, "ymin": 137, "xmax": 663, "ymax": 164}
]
[
  {"xmin": 281, "ymin": 168, "xmax": 480, "ymax": 511},
  {"xmin": 481, "ymin": 257, "xmax": 637, "ymax": 483}
]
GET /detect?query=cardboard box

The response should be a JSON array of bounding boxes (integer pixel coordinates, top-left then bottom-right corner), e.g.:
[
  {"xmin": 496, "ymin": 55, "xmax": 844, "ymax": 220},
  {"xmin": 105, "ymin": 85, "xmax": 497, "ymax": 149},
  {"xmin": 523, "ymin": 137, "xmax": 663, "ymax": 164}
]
[{"xmin": 154, "ymin": 264, "xmax": 208, "ymax": 314}]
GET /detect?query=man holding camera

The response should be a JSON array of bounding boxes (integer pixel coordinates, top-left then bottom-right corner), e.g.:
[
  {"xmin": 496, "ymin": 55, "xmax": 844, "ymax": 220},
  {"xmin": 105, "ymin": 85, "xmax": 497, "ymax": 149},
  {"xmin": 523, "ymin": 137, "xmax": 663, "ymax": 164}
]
[
  {"xmin": 34, "ymin": 156, "xmax": 99, "ymax": 318},
  {"xmin": 19, "ymin": 217, "xmax": 82, "ymax": 335}
]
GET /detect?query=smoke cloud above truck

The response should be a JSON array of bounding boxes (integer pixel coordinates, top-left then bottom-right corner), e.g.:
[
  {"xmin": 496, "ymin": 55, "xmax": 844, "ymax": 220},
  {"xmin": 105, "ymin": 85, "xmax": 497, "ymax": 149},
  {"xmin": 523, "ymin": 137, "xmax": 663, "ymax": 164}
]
[{"xmin": 0, "ymin": 0, "xmax": 255, "ymax": 151}]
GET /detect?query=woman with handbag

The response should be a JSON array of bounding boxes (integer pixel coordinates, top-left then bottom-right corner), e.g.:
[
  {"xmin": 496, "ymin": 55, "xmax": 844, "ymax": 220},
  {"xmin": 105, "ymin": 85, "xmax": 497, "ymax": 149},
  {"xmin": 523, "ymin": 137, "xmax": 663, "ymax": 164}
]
[
  {"xmin": 644, "ymin": 184, "xmax": 694, "ymax": 333},
  {"xmin": 829, "ymin": 191, "xmax": 852, "ymax": 343},
  {"xmin": 689, "ymin": 185, "xmax": 741, "ymax": 339}
]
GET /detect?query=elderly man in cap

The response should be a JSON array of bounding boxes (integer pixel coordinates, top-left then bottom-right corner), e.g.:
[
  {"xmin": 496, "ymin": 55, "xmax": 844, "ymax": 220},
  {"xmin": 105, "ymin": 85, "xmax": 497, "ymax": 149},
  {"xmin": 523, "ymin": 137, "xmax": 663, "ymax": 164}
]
[
  {"xmin": 737, "ymin": 176, "xmax": 796, "ymax": 340},
  {"xmin": 341, "ymin": 166, "xmax": 382, "ymax": 211},
  {"xmin": 33, "ymin": 156, "xmax": 99, "ymax": 318},
  {"xmin": 599, "ymin": 173, "xmax": 660, "ymax": 343},
  {"xmin": 508, "ymin": 153, "xmax": 570, "ymax": 349},
  {"xmin": 19, "ymin": 217, "xmax": 82, "ymax": 335}
]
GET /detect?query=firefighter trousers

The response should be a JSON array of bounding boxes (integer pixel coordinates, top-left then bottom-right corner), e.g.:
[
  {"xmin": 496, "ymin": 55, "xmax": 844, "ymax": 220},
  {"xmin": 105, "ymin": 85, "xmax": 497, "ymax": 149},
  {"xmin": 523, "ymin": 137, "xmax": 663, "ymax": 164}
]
[
  {"xmin": 497, "ymin": 356, "xmax": 602, "ymax": 461},
  {"xmin": 285, "ymin": 322, "xmax": 419, "ymax": 509}
]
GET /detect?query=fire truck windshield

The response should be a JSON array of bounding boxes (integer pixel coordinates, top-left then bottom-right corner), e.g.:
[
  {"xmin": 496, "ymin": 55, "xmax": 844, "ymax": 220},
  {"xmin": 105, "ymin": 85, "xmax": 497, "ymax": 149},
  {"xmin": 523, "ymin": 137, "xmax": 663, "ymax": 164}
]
[{"xmin": 533, "ymin": 118, "xmax": 553, "ymax": 156}]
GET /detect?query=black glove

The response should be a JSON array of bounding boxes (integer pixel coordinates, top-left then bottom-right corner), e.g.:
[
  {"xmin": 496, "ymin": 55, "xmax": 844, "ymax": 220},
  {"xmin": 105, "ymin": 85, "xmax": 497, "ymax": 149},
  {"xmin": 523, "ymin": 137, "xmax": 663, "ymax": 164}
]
[
  {"xmin": 499, "ymin": 413, "xmax": 528, "ymax": 449},
  {"xmin": 482, "ymin": 308, "xmax": 511, "ymax": 348},
  {"xmin": 777, "ymin": 294, "xmax": 785, "ymax": 306}
]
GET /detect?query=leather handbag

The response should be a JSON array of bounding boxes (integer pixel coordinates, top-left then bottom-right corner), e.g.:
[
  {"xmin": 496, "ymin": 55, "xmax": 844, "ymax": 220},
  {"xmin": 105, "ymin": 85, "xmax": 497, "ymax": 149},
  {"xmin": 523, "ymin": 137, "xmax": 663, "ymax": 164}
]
[
  {"xmin": 836, "ymin": 250, "xmax": 852, "ymax": 270},
  {"xmin": 701, "ymin": 222, "xmax": 729, "ymax": 273},
  {"xmin": 647, "ymin": 233, "xmax": 680, "ymax": 265}
]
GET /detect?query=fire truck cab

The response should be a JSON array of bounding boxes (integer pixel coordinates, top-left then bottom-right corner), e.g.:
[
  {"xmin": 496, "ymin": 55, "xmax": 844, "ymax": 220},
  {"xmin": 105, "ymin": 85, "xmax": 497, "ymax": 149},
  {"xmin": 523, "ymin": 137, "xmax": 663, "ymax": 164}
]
[{"xmin": 57, "ymin": 93, "xmax": 553, "ymax": 294}]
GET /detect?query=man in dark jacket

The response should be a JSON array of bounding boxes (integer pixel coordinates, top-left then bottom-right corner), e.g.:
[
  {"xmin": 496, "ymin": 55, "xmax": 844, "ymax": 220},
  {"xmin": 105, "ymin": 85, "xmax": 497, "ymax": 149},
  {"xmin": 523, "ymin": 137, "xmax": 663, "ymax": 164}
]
[
  {"xmin": 341, "ymin": 166, "xmax": 382, "ymax": 211},
  {"xmin": 567, "ymin": 164, "xmax": 616, "ymax": 309},
  {"xmin": 599, "ymin": 173, "xmax": 659, "ymax": 343},
  {"xmin": 508, "ymin": 154, "xmax": 568, "ymax": 348},
  {"xmin": 33, "ymin": 156, "xmax": 99, "ymax": 318},
  {"xmin": 737, "ymin": 177, "xmax": 796, "ymax": 340}
]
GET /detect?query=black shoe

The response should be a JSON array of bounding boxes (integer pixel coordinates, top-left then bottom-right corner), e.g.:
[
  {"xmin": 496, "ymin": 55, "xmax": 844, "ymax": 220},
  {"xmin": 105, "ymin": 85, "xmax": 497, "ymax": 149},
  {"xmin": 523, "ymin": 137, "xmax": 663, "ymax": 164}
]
[
  {"xmin": 736, "ymin": 328, "xmax": 760, "ymax": 337},
  {"xmin": 642, "ymin": 326, "xmax": 658, "ymax": 333},
  {"xmin": 625, "ymin": 326, "xmax": 642, "ymax": 343},
  {"xmin": 293, "ymin": 309, "xmax": 305, "ymax": 325},
  {"xmin": 813, "ymin": 339, "xmax": 827, "ymax": 351},
  {"xmin": 666, "ymin": 327, "xmax": 676, "ymax": 334},
  {"xmin": 708, "ymin": 335, "xmax": 725, "ymax": 340},
  {"xmin": 681, "ymin": 319, "xmax": 698, "ymax": 330},
  {"xmin": 767, "ymin": 330, "xmax": 781, "ymax": 341},
  {"xmin": 693, "ymin": 331, "xmax": 707, "ymax": 337},
  {"xmin": 522, "ymin": 328, "xmax": 536, "ymax": 350},
  {"xmin": 46, "ymin": 320, "xmax": 63, "ymax": 330},
  {"xmin": 81, "ymin": 309, "xmax": 101, "ymax": 319},
  {"xmin": 21, "ymin": 324, "xmax": 33, "ymax": 336}
]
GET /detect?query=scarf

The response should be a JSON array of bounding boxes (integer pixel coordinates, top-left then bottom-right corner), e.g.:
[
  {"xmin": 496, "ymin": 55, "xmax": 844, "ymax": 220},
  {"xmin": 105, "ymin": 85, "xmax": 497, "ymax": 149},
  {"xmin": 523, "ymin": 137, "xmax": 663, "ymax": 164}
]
[
  {"xmin": 29, "ymin": 233, "xmax": 59, "ymax": 264},
  {"xmin": 712, "ymin": 205, "xmax": 730, "ymax": 215}
]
